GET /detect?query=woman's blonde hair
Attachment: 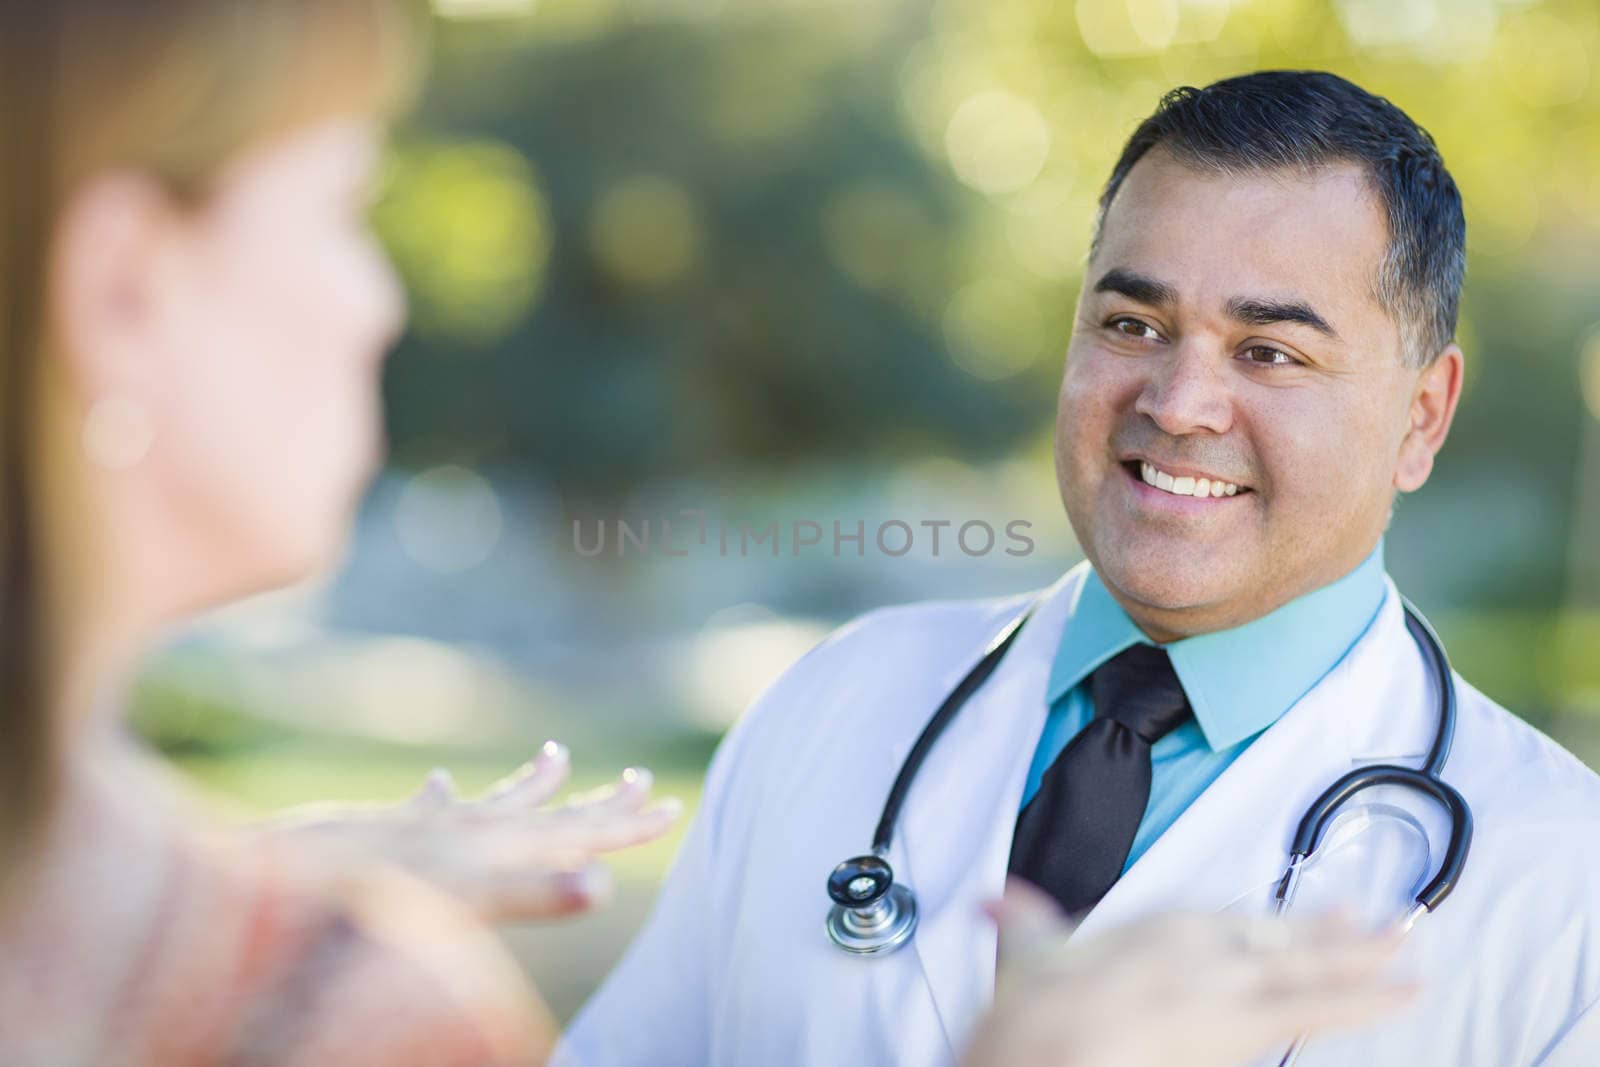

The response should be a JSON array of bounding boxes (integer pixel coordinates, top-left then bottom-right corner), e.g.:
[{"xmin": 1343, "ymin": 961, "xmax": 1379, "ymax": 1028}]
[{"xmin": 0, "ymin": 0, "xmax": 423, "ymax": 875}]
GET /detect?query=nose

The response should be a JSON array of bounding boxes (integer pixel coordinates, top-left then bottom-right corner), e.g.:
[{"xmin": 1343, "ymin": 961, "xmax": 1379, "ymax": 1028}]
[
  {"xmin": 367, "ymin": 240, "xmax": 408, "ymax": 358},
  {"xmin": 356, "ymin": 230, "xmax": 409, "ymax": 358},
  {"xmin": 1133, "ymin": 342, "xmax": 1233, "ymax": 437}
]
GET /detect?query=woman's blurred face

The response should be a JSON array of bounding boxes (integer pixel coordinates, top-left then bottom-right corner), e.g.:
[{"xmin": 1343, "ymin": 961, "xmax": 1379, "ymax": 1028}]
[{"xmin": 144, "ymin": 117, "xmax": 403, "ymax": 597}]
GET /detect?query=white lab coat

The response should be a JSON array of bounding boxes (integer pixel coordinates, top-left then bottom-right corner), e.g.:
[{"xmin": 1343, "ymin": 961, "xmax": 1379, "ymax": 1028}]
[{"xmin": 555, "ymin": 564, "xmax": 1600, "ymax": 1066}]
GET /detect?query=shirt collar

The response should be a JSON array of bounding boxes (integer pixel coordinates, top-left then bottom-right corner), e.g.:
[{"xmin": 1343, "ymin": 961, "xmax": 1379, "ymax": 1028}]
[{"xmin": 1046, "ymin": 541, "xmax": 1388, "ymax": 752}]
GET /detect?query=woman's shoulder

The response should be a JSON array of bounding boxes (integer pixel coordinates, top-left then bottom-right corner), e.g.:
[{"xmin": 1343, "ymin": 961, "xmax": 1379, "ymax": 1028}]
[{"xmin": 125, "ymin": 833, "xmax": 554, "ymax": 1067}]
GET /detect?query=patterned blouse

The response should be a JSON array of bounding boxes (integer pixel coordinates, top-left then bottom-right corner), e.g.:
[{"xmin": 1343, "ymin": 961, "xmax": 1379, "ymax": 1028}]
[{"xmin": 76, "ymin": 834, "xmax": 553, "ymax": 1066}]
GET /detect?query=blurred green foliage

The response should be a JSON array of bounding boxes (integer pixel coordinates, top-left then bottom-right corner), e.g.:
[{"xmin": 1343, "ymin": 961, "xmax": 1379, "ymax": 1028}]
[
  {"xmin": 374, "ymin": 0, "xmax": 1600, "ymax": 511},
  {"xmin": 131, "ymin": 666, "xmax": 290, "ymax": 757},
  {"xmin": 1438, "ymin": 609, "xmax": 1600, "ymax": 714}
]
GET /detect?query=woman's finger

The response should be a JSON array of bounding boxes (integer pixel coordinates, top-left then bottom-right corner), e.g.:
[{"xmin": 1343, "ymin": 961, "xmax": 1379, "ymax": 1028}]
[
  {"xmin": 556, "ymin": 767, "xmax": 658, "ymax": 820},
  {"xmin": 991, "ymin": 877, "xmax": 1075, "ymax": 972},
  {"xmin": 1243, "ymin": 977, "xmax": 1421, "ymax": 1051},
  {"xmin": 479, "ymin": 741, "xmax": 572, "ymax": 811},
  {"xmin": 465, "ymin": 861, "xmax": 616, "ymax": 924},
  {"xmin": 1242, "ymin": 923, "xmax": 1404, "ymax": 999},
  {"xmin": 521, "ymin": 798, "xmax": 683, "ymax": 855},
  {"xmin": 408, "ymin": 767, "xmax": 459, "ymax": 810},
  {"xmin": 1142, "ymin": 919, "xmax": 1395, "ymax": 1011}
]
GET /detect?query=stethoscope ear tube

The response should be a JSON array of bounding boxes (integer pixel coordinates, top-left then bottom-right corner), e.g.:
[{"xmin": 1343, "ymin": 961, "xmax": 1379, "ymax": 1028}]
[
  {"xmin": 1284, "ymin": 603, "xmax": 1471, "ymax": 914},
  {"xmin": 1401, "ymin": 597, "xmax": 1457, "ymax": 777},
  {"xmin": 1288, "ymin": 764, "xmax": 1473, "ymax": 912},
  {"xmin": 1273, "ymin": 603, "xmax": 1467, "ymax": 1067},
  {"xmin": 869, "ymin": 604, "xmax": 1038, "ymax": 854}
]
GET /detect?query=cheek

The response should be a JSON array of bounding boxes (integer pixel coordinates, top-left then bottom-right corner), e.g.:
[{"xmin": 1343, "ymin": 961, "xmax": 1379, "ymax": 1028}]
[
  {"xmin": 153, "ymin": 217, "xmax": 394, "ymax": 572},
  {"xmin": 211, "ymin": 242, "xmax": 379, "ymax": 459},
  {"xmin": 1252, "ymin": 389, "xmax": 1392, "ymax": 520},
  {"xmin": 1057, "ymin": 348, "xmax": 1126, "ymax": 474}
]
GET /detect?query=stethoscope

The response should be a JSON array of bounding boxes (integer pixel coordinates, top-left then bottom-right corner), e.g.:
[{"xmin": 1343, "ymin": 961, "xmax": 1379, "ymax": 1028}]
[{"xmin": 824, "ymin": 597, "xmax": 1473, "ymax": 1053}]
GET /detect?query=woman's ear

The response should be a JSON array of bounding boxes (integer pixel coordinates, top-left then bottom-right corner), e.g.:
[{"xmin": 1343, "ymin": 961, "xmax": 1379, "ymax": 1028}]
[
  {"xmin": 48, "ymin": 171, "xmax": 183, "ymax": 403},
  {"xmin": 1394, "ymin": 344, "xmax": 1464, "ymax": 493}
]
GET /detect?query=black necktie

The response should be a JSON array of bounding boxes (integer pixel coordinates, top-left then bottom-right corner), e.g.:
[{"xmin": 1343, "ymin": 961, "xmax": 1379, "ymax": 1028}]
[{"xmin": 1008, "ymin": 643, "xmax": 1194, "ymax": 915}]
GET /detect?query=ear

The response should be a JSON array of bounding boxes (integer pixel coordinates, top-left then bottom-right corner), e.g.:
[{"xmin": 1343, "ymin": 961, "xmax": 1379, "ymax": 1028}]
[
  {"xmin": 48, "ymin": 171, "xmax": 185, "ymax": 403},
  {"xmin": 1394, "ymin": 343, "xmax": 1464, "ymax": 493}
]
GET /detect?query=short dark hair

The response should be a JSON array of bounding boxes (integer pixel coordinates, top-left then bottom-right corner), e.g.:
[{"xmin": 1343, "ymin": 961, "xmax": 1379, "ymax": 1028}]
[{"xmin": 1093, "ymin": 70, "xmax": 1465, "ymax": 368}]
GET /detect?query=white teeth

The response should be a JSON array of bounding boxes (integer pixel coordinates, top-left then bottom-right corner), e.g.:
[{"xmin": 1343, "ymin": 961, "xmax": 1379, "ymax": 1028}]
[{"xmin": 1136, "ymin": 460, "xmax": 1240, "ymax": 499}]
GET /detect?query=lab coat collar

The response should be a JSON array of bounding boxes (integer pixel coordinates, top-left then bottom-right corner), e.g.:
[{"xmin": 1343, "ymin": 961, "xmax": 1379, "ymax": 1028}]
[{"xmin": 896, "ymin": 571, "xmax": 1435, "ymax": 1057}]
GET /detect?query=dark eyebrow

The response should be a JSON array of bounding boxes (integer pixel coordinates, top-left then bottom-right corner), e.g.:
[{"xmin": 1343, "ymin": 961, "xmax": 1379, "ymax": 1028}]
[
  {"xmin": 1092, "ymin": 268, "xmax": 1177, "ymax": 307},
  {"xmin": 1093, "ymin": 266, "xmax": 1344, "ymax": 345},
  {"xmin": 1225, "ymin": 296, "xmax": 1341, "ymax": 341}
]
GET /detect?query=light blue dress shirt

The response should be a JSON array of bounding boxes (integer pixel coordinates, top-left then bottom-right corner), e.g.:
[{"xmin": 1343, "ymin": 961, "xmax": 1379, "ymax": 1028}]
[{"xmin": 1020, "ymin": 541, "xmax": 1388, "ymax": 874}]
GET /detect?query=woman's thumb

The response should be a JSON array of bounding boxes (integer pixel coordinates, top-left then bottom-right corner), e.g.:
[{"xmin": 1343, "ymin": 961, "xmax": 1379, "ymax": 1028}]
[{"xmin": 988, "ymin": 876, "xmax": 1075, "ymax": 965}]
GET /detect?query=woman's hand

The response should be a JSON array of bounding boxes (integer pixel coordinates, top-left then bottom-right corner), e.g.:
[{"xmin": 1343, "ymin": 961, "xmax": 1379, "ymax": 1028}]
[
  {"xmin": 961, "ymin": 878, "xmax": 1417, "ymax": 1067},
  {"xmin": 251, "ymin": 741, "xmax": 681, "ymax": 925}
]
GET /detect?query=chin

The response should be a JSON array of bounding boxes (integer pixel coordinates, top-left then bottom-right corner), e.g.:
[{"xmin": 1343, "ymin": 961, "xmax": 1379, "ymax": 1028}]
[
  {"xmin": 173, "ymin": 531, "xmax": 338, "ymax": 621},
  {"xmin": 1088, "ymin": 536, "xmax": 1237, "ymax": 617},
  {"xmin": 242, "ymin": 483, "xmax": 364, "ymax": 595},
  {"xmin": 233, "ymin": 530, "xmax": 344, "ymax": 599}
]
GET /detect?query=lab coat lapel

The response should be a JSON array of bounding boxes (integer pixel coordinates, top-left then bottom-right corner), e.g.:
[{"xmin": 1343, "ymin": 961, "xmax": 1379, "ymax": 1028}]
[
  {"xmin": 1070, "ymin": 579, "xmax": 1434, "ymax": 940},
  {"xmin": 895, "ymin": 567, "xmax": 1086, "ymax": 1056}
]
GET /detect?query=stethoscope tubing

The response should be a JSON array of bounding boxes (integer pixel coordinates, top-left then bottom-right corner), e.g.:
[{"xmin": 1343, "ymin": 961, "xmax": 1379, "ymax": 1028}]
[
  {"xmin": 828, "ymin": 590, "xmax": 1471, "ymax": 973},
  {"xmin": 869, "ymin": 603, "xmax": 1035, "ymax": 855}
]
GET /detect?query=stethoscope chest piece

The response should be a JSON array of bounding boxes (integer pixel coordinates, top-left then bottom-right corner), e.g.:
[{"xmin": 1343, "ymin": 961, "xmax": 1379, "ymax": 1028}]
[{"xmin": 825, "ymin": 854, "xmax": 918, "ymax": 955}]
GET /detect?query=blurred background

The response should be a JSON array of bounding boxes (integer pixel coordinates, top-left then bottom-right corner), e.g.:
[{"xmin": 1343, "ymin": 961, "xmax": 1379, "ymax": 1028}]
[{"xmin": 133, "ymin": 0, "xmax": 1600, "ymax": 1021}]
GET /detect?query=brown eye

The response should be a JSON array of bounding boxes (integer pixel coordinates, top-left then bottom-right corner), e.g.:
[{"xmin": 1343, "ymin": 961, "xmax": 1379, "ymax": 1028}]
[
  {"xmin": 1109, "ymin": 317, "xmax": 1161, "ymax": 341},
  {"xmin": 1242, "ymin": 345, "xmax": 1298, "ymax": 366}
]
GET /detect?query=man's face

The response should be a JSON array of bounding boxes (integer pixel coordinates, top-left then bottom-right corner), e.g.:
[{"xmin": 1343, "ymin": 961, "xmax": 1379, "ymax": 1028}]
[{"xmin": 1055, "ymin": 148, "xmax": 1451, "ymax": 638}]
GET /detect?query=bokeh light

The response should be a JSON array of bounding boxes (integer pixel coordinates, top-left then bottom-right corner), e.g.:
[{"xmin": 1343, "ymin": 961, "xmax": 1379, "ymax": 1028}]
[
  {"xmin": 434, "ymin": 0, "xmax": 540, "ymax": 17},
  {"xmin": 944, "ymin": 90, "xmax": 1052, "ymax": 196},
  {"xmin": 590, "ymin": 174, "xmax": 704, "ymax": 288},
  {"xmin": 1075, "ymin": 0, "xmax": 1181, "ymax": 57},
  {"xmin": 681, "ymin": 605, "xmax": 831, "ymax": 730},
  {"xmin": 822, "ymin": 181, "xmax": 937, "ymax": 294},
  {"xmin": 394, "ymin": 465, "xmax": 504, "ymax": 574},
  {"xmin": 943, "ymin": 277, "xmax": 1047, "ymax": 380},
  {"xmin": 374, "ymin": 138, "xmax": 551, "ymax": 346},
  {"xmin": 1583, "ymin": 325, "xmax": 1600, "ymax": 422}
]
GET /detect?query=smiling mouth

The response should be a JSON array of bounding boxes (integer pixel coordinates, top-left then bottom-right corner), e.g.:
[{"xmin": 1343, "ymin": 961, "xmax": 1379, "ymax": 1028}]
[{"xmin": 1122, "ymin": 459, "xmax": 1250, "ymax": 499}]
